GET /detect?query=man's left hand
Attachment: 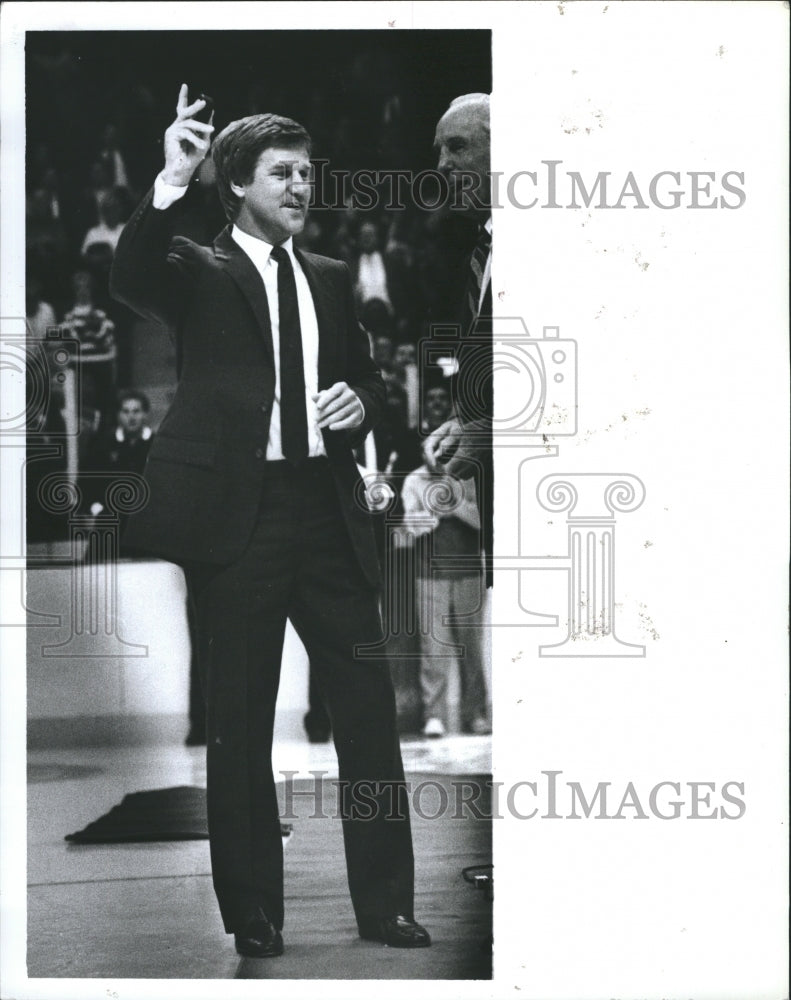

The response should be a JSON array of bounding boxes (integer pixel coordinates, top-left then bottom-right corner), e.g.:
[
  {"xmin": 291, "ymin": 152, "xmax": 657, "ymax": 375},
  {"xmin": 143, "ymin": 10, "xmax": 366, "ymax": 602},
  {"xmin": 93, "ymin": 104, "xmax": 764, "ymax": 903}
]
[{"xmin": 313, "ymin": 382, "xmax": 364, "ymax": 430}]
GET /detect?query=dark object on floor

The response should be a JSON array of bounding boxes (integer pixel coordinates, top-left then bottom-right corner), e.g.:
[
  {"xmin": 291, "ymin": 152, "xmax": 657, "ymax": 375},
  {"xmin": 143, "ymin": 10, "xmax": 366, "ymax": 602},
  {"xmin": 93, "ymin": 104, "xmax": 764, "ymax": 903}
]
[
  {"xmin": 235, "ymin": 909, "xmax": 284, "ymax": 958},
  {"xmin": 463, "ymin": 863, "xmax": 493, "ymax": 901},
  {"xmin": 358, "ymin": 914, "xmax": 432, "ymax": 948},
  {"xmin": 64, "ymin": 785, "xmax": 293, "ymax": 844}
]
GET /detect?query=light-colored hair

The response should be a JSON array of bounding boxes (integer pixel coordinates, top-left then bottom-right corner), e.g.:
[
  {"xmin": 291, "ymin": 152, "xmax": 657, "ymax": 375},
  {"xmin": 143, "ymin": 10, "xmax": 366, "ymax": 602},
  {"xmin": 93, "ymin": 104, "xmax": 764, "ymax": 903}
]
[
  {"xmin": 446, "ymin": 93, "xmax": 490, "ymax": 133},
  {"xmin": 212, "ymin": 114, "xmax": 312, "ymax": 222}
]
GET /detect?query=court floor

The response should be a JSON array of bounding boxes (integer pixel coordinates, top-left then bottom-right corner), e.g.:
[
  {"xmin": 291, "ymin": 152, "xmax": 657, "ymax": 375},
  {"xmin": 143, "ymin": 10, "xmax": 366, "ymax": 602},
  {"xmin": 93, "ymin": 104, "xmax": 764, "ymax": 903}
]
[{"xmin": 26, "ymin": 732, "xmax": 492, "ymax": 981}]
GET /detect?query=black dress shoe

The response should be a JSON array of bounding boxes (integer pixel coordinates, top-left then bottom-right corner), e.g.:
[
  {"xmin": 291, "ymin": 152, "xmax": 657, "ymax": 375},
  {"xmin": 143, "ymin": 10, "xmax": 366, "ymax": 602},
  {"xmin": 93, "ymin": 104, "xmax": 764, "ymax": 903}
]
[
  {"xmin": 359, "ymin": 914, "xmax": 431, "ymax": 948},
  {"xmin": 234, "ymin": 913, "xmax": 284, "ymax": 958}
]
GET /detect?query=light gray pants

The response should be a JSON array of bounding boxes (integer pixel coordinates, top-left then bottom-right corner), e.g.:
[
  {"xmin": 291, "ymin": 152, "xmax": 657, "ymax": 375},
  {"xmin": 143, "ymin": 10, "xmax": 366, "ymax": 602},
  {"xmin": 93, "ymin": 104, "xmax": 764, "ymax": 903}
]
[{"xmin": 417, "ymin": 572, "xmax": 489, "ymax": 728}]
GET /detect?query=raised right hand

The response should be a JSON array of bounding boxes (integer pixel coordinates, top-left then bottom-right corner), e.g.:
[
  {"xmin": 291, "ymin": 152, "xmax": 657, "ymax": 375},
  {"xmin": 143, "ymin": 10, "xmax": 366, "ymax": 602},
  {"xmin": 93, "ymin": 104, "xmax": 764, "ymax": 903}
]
[{"xmin": 161, "ymin": 84, "xmax": 214, "ymax": 187}]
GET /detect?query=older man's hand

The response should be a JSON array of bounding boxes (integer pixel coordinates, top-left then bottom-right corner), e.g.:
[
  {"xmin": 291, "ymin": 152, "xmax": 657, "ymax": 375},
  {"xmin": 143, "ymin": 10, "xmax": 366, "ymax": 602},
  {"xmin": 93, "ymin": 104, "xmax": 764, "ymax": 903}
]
[{"xmin": 423, "ymin": 417, "xmax": 462, "ymax": 472}]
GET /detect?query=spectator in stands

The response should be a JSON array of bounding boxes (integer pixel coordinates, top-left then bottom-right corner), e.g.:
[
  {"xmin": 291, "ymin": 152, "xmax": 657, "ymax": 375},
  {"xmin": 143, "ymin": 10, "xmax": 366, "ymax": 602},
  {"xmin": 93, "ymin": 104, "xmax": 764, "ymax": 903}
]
[
  {"xmin": 353, "ymin": 220, "xmax": 392, "ymax": 310},
  {"xmin": 392, "ymin": 340, "xmax": 417, "ymax": 375},
  {"xmin": 36, "ymin": 165, "xmax": 87, "ymax": 269},
  {"xmin": 81, "ymin": 243, "xmax": 117, "ymax": 315},
  {"xmin": 393, "ymin": 316, "xmax": 416, "ymax": 350},
  {"xmin": 77, "ymin": 160, "xmax": 114, "ymax": 233},
  {"xmin": 38, "ymin": 167, "xmax": 65, "ymax": 224},
  {"xmin": 26, "ymin": 189, "xmax": 72, "ymax": 311},
  {"xmin": 61, "ymin": 269, "xmax": 117, "ymax": 435},
  {"xmin": 83, "ymin": 389, "xmax": 154, "ymax": 515},
  {"xmin": 391, "ymin": 340, "xmax": 419, "ymax": 430},
  {"xmin": 374, "ymin": 381, "xmax": 422, "ymax": 479},
  {"xmin": 26, "ymin": 188, "xmax": 69, "ymax": 261},
  {"xmin": 371, "ymin": 331, "xmax": 393, "ymax": 369},
  {"xmin": 371, "ymin": 331, "xmax": 395, "ymax": 371},
  {"xmin": 26, "ymin": 276, "xmax": 57, "ymax": 341},
  {"xmin": 362, "ymin": 305, "xmax": 397, "ymax": 391},
  {"xmin": 81, "ymin": 189, "xmax": 126, "ymax": 256},
  {"xmin": 62, "ymin": 270, "xmax": 116, "ymax": 356},
  {"xmin": 400, "ymin": 383, "xmax": 490, "ymax": 738},
  {"xmin": 97, "ymin": 124, "xmax": 132, "ymax": 191}
]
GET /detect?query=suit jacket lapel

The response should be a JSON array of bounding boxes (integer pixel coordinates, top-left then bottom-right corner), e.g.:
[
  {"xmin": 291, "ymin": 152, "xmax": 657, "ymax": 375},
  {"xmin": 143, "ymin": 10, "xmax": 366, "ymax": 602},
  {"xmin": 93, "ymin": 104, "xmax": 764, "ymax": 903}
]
[
  {"xmin": 213, "ymin": 227, "xmax": 274, "ymax": 363},
  {"xmin": 212, "ymin": 232, "xmax": 338, "ymax": 388},
  {"xmin": 295, "ymin": 249, "xmax": 336, "ymax": 391}
]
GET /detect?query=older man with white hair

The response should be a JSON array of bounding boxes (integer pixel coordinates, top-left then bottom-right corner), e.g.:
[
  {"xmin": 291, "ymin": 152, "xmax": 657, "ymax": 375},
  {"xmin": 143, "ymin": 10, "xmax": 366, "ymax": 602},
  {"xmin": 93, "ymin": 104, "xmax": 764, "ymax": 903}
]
[{"xmin": 424, "ymin": 93, "xmax": 493, "ymax": 588}]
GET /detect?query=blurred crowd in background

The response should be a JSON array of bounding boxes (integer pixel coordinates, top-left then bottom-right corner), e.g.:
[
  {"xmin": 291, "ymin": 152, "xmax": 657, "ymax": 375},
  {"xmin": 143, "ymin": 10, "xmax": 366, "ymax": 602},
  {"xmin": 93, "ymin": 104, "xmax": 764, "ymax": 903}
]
[
  {"xmin": 24, "ymin": 32, "xmax": 491, "ymax": 735},
  {"xmin": 25, "ymin": 33, "xmax": 489, "ymax": 525}
]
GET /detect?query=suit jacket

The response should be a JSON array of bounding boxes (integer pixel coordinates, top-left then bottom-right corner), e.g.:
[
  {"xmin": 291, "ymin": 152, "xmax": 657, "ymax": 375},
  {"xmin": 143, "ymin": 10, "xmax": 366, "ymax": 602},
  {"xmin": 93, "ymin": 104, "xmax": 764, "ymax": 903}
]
[
  {"xmin": 429, "ymin": 221, "xmax": 493, "ymax": 585},
  {"xmin": 110, "ymin": 186, "xmax": 385, "ymax": 586}
]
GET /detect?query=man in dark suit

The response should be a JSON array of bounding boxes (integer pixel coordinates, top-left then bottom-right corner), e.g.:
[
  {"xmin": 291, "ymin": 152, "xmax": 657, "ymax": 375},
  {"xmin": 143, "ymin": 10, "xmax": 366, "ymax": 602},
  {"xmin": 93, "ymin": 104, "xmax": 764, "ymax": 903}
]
[
  {"xmin": 111, "ymin": 86, "xmax": 429, "ymax": 957},
  {"xmin": 424, "ymin": 93, "xmax": 493, "ymax": 585}
]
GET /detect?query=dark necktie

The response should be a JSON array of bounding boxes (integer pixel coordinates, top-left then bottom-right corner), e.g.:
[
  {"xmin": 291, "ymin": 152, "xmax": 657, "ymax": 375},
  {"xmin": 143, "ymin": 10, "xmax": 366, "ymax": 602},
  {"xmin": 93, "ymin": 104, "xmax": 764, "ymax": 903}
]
[
  {"xmin": 270, "ymin": 245, "xmax": 308, "ymax": 463},
  {"xmin": 464, "ymin": 225, "xmax": 491, "ymax": 332}
]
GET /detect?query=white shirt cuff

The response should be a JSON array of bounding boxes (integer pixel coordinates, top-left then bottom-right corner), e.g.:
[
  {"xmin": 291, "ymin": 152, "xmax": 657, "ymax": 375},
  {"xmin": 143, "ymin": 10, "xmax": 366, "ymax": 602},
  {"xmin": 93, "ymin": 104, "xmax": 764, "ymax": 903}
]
[{"xmin": 152, "ymin": 173, "xmax": 189, "ymax": 210}]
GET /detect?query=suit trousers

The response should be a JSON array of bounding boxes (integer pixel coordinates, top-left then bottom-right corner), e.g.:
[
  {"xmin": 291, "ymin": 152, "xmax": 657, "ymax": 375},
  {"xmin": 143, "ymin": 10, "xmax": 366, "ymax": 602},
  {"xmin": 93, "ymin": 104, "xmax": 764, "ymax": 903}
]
[{"xmin": 185, "ymin": 457, "xmax": 415, "ymax": 934}]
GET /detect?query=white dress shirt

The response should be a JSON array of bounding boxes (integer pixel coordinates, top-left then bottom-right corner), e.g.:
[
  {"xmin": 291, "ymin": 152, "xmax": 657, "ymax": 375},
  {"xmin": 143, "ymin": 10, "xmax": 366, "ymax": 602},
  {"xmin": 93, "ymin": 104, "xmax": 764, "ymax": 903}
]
[
  {"xmin": 356, "ymin": 251, "xmax": 391, "ymax": 307},
  {"xmin": 81, "ymin": 222, "xmax": 124, "ymax": 255},
  {"xmin": 153, "ymin": 173, "xmax": 325, "ymax": 459}
]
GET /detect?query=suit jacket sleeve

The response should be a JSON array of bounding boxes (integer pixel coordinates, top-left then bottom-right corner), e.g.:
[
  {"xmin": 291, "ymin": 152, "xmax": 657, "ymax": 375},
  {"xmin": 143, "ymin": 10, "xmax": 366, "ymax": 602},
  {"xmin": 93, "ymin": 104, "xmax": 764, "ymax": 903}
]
[
  {"xmin": 110, "ymin": 184, "xmax": 194, "ymax": 329},
  {"xmin": 338, "ymin": 261, "xmax": 385, "ymax": 448}
]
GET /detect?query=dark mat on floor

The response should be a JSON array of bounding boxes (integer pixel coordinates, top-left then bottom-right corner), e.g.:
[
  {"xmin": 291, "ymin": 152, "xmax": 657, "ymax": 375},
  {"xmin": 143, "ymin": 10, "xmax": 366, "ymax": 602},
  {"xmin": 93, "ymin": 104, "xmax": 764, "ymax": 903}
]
[{"xmin": 64, "ymin": 785, "xmax": 292, "ymax": 844}]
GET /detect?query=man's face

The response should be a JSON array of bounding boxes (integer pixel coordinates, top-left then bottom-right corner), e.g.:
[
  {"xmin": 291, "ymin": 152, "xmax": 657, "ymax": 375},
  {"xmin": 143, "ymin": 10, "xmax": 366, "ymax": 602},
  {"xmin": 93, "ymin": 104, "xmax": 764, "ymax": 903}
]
[
  {"xmin": 358, "ymin": 222, "xmax": 378, "ymax": 254},
  {"xmin": 425, "ymin": 387, "xmax": 452, "ymax": 428},
  {"xmin": 118, "ymin": 399, "xmax": 146, "ymax": 437},
  {"xmin": 101, "ymin": 196, "xmax": 122, "ymax": 228},
  {"xmin": 392, "ymin": 343, "xmax": 416, "ymax": 372},
  {"xmin": 232, "ymin": 146, "xmax": 312, "ymax": 245},
  {"xmin": 434, "ymin": 103, "xmax": 490, "ymax": 216},
  {"xmin": 372, "ymin": 335, "xmax": 394, "ymax": 366}
]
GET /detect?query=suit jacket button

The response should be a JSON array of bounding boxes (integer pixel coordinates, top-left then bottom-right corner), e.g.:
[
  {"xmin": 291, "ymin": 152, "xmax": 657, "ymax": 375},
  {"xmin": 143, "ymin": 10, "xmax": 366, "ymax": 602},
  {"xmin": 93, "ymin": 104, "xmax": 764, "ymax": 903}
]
[{"xmin": 255, "ymin": 447, "xmax": 264, "ymax": 459}]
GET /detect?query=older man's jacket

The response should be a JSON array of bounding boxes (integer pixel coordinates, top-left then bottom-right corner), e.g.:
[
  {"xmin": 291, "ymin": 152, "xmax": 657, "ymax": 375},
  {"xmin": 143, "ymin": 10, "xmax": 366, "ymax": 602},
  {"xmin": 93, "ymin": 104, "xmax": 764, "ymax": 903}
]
[{"xmin": 110, "ymin": 186, "xmax": 385, "ymax": 586}]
